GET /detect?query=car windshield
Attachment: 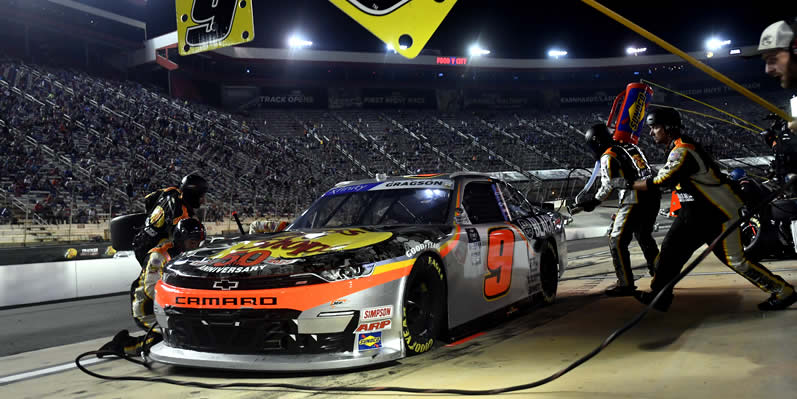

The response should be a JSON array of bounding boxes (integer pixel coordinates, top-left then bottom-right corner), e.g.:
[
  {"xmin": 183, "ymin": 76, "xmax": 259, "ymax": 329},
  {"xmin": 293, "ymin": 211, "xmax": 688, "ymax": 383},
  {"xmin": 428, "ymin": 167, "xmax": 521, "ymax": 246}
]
[{"xmin": 292, "ymin": 187, "xmax": 452, "ymax": 228}]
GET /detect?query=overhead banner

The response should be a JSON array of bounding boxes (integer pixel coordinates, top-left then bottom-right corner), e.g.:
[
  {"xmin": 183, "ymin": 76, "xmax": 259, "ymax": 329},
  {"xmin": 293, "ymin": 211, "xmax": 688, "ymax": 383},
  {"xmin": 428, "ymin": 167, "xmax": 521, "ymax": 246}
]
[
  {"xmin": 328, "ymin": 88, "xmax": 435, "ymax": 109},
  {"xmin": 464, "ymin": 90, "xmax": 542, "ymax": 110},
  {"xmin": 559, "ymin": 89, "xmax": 617, "ymax": 106},
  {"xmin": 176, "ymin": 0, "xmax": 255, "ymax": 56},
  {"xmin": 258, "ymin": 88, "xmax": 328, "ymax": 109},
  {"xmin": 361, "ymin": 89, "xmax": 436, "ymax": 109},
  {"xmin": 329, "ymin": 87, "xmax": 364, "ymax": 109}
]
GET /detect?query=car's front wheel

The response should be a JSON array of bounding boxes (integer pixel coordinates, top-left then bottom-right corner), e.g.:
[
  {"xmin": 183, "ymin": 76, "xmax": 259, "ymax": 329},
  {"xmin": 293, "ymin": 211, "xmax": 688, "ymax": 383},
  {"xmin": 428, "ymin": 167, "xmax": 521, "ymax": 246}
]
[{"xmin": 402, "ymin": 254, "xmax": 446, "ymax": 355}]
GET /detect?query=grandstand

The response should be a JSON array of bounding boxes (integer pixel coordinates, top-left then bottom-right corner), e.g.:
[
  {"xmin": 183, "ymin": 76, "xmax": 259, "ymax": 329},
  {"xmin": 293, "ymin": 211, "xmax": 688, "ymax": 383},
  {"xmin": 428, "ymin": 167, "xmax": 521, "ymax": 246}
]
[{"xmin": 0, "ymin": 0, "xmax": 786, "ymax": 244}]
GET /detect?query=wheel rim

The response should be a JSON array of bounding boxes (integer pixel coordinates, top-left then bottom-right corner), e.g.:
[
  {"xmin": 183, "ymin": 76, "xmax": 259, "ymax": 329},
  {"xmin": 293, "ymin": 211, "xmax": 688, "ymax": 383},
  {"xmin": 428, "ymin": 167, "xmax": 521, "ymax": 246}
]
[
  {"xmin": 741, "ymin": 217, "xmax": 760, "ymax": 251},
  {"xmin": 404, "ymin": 275, "xmax": 437, "ymax": 337}
]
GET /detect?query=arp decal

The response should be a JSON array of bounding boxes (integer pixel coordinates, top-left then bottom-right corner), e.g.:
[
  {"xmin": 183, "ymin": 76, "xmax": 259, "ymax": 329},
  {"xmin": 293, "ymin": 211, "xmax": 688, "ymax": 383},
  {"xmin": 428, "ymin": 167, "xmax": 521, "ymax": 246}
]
[
  {"xmin": 329, "ymin": 0, "xmax": 459, "ymax": 59},
  {"xmin": 358, "ymin": 332, "xmax": 382, "ymax": 350},
  {"xmin": 208, "ymin": 229, "xmax": 393, "ymax": 260},
  {"xmin": 361, "ymin": 305, "xmax": 393, "ymax": 321},
  {"xmin": 355, "ymin": 319, "xmax": 392, "ymax": 333},
  {"xmin": 176, "ymin": 0, "xmax": 255, "ymax": 56}
]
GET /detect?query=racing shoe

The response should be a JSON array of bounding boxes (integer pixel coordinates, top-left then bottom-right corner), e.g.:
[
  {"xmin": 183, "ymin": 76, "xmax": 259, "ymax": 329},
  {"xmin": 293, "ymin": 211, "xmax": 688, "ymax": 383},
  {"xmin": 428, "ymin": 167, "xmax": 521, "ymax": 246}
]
[
  {"xmin": 757, "ymin": 291, "xmax": 797, "ymax": 311},
  {"xmin": 97, "ymin": 330, "xmax": 132, "ymax": 358},
  {"xmin": 605, "ymin": 285, "xmax": 637, "ymax": 297},
  {"xmin": 634, "ymin": 290, "xmax": 673, "ymax": 312}
]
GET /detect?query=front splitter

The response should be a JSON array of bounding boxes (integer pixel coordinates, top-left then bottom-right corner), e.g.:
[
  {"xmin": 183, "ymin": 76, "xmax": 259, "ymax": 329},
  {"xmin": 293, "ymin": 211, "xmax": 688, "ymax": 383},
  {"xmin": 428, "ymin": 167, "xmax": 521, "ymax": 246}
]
[{"xmin": 148, "ymin": 343, "xmax": 403, "ymax": 371}]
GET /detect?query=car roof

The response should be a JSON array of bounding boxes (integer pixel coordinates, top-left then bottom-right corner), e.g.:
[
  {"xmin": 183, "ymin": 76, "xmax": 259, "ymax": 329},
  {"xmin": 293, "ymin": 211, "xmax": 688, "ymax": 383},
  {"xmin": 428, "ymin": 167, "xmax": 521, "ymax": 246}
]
[{"xmin": 331, "ymin": 172, "xmax": 495, "ymax": 188}]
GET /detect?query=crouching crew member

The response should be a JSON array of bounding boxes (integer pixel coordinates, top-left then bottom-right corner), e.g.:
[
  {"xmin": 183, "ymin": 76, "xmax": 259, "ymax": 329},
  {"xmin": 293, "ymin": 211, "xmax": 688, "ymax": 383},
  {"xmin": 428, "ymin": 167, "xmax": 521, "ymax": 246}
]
[
  {"xmin": 101, "ymin": 218, "xmax": 206, "ymax": 356},
  {"xmin": 632, "ymin": 108, "xmax": 797, "ymax": 311}
]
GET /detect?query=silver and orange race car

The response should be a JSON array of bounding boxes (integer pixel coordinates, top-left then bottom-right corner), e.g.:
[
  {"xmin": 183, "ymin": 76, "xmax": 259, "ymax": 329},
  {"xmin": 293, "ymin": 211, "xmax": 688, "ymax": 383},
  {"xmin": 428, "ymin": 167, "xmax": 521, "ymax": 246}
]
[{"xmin": 149, "ymin": 172, "xmax": 567, "ymax": 371}]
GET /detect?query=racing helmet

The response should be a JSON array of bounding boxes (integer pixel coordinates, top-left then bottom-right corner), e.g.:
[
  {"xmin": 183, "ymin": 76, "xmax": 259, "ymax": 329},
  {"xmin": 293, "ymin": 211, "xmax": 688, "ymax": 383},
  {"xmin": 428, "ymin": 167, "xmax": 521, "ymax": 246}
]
[
  {"xmin": 646, "ymin": 107, "xmax": 683, "ymax": 134},
  {"xmin": 729, "ymin": 168, "xmax": 747, "ymax": 181},
  {"xmin": 173, "ymin": 218, "xmax": 206, "ymax": 250},
  {"xmin": 180, "ymin": 173, "xmax": 208, "ymax": 209},
  {"xmin": 584, "ymin": 123, "xmax": 614, "ymax": 159}
]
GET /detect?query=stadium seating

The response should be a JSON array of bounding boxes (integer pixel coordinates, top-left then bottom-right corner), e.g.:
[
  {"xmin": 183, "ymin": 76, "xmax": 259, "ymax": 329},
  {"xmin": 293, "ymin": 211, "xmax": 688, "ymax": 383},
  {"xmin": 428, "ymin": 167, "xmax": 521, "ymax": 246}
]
[{"xmin": 0, "ymin": 60, "xmax": 780, "ymax": 228}]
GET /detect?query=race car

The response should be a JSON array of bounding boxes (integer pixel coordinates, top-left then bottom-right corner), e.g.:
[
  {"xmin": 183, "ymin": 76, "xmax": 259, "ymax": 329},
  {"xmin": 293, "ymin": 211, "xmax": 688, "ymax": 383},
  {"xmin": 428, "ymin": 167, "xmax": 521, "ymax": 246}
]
[{"xmin": 148, "ymin": 172, "xmax": 567, "ymax": 371}]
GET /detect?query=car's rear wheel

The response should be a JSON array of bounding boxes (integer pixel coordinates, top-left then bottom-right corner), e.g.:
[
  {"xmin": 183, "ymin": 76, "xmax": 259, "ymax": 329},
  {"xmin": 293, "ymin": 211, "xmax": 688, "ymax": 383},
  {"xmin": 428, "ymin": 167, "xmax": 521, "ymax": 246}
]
[
  {"xmin": 402, "ymin": 254, "xmax": 445, "ymax": 355},
  {"xmin": 538, "ymin": 240, "xmax": 559, "ymax": 305}
]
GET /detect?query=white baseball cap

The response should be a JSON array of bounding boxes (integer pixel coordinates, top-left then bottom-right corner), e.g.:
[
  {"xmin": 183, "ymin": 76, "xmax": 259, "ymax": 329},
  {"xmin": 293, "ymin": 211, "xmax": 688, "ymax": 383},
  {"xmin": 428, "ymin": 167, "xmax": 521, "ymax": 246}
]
[{"xmin": 756, "ymin": 21, "xmax": 794, "ymax": 53}]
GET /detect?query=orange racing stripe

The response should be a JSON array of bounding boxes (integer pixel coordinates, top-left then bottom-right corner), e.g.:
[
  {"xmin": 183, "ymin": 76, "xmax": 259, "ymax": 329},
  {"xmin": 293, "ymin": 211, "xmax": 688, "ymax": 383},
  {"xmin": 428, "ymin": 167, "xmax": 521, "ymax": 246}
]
[{"xmin": 155, "ymin": 261, "xmax": 413, "ymax": 311}]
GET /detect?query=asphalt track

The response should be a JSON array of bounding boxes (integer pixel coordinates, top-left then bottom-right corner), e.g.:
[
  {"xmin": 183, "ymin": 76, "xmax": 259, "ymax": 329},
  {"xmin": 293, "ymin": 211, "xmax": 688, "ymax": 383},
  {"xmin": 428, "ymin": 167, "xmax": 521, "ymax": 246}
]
[{"xmin": 2, "ymin": 234, "xmax": 796, "ymax": 398}]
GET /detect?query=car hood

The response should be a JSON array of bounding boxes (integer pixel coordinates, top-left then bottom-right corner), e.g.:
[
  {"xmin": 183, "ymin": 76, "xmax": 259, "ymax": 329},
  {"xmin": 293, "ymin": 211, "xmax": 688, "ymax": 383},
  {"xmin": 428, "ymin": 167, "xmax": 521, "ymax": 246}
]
[{"xmin": 162, "ymin": 225, "xmax": 451, "ymax": 287}]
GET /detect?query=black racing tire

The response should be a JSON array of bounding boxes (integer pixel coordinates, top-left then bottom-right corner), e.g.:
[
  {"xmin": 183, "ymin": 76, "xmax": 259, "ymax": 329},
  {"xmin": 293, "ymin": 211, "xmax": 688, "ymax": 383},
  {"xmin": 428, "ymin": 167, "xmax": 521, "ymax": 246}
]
[
  {"xmin": 537, "ymin": 240, "xmax": 559, "ymax": 305},
  {"xmin": 402, "ymin": 254, "xmax": 446, "ymax": 356}
]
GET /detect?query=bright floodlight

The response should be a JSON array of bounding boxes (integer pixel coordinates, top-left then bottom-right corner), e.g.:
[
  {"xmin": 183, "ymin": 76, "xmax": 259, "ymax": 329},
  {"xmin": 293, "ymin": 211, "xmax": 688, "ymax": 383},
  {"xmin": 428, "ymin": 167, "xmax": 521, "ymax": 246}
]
[
  {"xmin": 548, "ymin": 49, "xmax": 568, "ymax": 58},
  {"xmin": 705, "ymin": 37, "xmax": 731, "ymax": 51},
  {"xmin": 288, "ymin": 35, "xmax": 313, "ymax": 49},
  {"xmin": 469, "ymin": 44, "xmax": 490, "ymax": 56},
  {"xmin": 626, "ymin": 47, "xmax": 647, "ymax": 55},
  {"xmin": 386, "ymin": 43, "xmax": 407, "ymax": 52}
]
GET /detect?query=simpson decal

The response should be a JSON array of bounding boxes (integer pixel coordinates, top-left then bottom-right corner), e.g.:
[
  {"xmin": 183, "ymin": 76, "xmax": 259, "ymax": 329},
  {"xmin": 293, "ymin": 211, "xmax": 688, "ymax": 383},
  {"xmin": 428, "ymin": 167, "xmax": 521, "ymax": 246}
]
[{"xmin": 361, "ymin": 305, "xmax": 393, "ymax": 321}]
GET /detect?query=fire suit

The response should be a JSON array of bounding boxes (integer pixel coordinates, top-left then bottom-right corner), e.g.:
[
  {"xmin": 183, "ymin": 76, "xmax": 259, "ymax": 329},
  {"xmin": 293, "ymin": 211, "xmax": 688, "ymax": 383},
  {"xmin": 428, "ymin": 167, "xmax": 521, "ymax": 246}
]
[
  {"xmin": 644, "ymin": 135, "xmax": 795, "ymax": 301},
  {"xmin": 594, "ymin": 143, "xmax": 661, "ymax": 287},
  {"xmin": 132, "ymin": 187, "xmax": 191, "ymax": 266},
  {"xmin": 124, "ymin": 242, "xmax": 176, "ymax": 355}
]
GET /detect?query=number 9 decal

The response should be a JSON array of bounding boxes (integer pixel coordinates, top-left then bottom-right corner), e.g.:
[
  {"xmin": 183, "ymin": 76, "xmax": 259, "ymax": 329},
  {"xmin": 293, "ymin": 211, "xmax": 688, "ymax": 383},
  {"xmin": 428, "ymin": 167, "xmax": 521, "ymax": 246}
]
[{"xmin": 483, "ymin": 228, "xmax": 514, "ymax": 300}]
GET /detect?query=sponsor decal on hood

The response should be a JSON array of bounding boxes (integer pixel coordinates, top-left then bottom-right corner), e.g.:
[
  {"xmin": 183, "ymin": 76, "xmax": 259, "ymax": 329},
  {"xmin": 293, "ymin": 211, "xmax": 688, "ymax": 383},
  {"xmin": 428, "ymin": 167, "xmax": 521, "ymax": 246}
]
[{"xmin": 205, "ymin": 228, "xmax": 393, "ymax": 261}]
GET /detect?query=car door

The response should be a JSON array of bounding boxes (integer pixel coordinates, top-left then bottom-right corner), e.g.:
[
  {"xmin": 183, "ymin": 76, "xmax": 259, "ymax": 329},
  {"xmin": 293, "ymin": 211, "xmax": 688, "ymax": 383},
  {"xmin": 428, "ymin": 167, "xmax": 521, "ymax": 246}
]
[{"xmin": 445, "ymin": 178, "xmax": 531, "ymax": 328}]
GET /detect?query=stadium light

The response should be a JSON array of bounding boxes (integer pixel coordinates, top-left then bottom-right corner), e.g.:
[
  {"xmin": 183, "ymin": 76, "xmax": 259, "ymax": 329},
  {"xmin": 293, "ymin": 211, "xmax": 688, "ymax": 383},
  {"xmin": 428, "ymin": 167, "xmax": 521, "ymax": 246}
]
[
  {"xmin": 469, "ymin": 44, "xmax": 490, "ymax": 57},
  {"xmin": 288, "ymin": 35, "xmax": 313, "ymax": 49},
  {"xmin": 547, "ymin": 49, "xmax": 568, "ymax": 58},
  {"xmin": 705, "ymin": 37, "xmax": 731, "ymax": 51},
  {"xmin": 626, "ymin": 47, "xmax": 647, "ymax": 55},
  {"xmin": 729, "ymin": 48, "xmax": 742, "ymax": 55},
  {"xmin": 386, "ymin": 43, "xmax": 407, "ymax": 52}
]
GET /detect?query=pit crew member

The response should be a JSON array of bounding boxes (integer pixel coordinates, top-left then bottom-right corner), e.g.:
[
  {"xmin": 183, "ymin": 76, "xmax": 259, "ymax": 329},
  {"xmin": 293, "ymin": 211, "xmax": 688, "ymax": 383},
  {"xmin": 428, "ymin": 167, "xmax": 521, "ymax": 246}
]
[
  {"xmin": 101, "ymin": 218, "xmax": 206, "ymax": 356},
  {"xmin": 132, "ymin": 173, "xmax": 208, "ymax": 266},
  {"xmin": 577, "ymin": 124, "xmax": 660, "ymax": 296},
  {"xmin": 631, "ymin": 108, "xmax": 797, "ymax": 311}
]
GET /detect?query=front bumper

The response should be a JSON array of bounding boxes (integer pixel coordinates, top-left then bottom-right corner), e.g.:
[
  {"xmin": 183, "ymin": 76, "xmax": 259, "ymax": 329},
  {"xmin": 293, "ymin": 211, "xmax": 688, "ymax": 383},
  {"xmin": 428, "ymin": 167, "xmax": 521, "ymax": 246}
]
[{"xmin": 148, "ymin": 343, "xmax": 402, "ymax": 371}]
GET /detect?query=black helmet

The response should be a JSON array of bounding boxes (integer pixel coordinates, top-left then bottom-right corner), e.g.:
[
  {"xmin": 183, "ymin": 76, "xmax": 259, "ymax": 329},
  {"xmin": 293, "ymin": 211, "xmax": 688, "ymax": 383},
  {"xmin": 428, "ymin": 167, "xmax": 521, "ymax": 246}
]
[
  {"xmin": 173, "ymin": 218, "xmax": 206, "ymax": 245},
  {"xmin": 646, "ymin": 107, "xmax": 682, "ymax": 132},
  {"xmin": 180, "ymin": 173, "xmax": 208, "ymax": 209},
  {"xmin": 584, "ymin": 123, "xmax": 613, "ymax": 159}
]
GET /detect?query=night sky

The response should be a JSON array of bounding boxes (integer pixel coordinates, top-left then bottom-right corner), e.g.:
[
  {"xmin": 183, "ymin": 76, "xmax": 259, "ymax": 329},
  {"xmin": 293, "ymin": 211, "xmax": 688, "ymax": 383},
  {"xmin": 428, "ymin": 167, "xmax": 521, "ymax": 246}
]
[{"xmin": 80, "ymin": 1, "xmax": 795, "ymax": 58}]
